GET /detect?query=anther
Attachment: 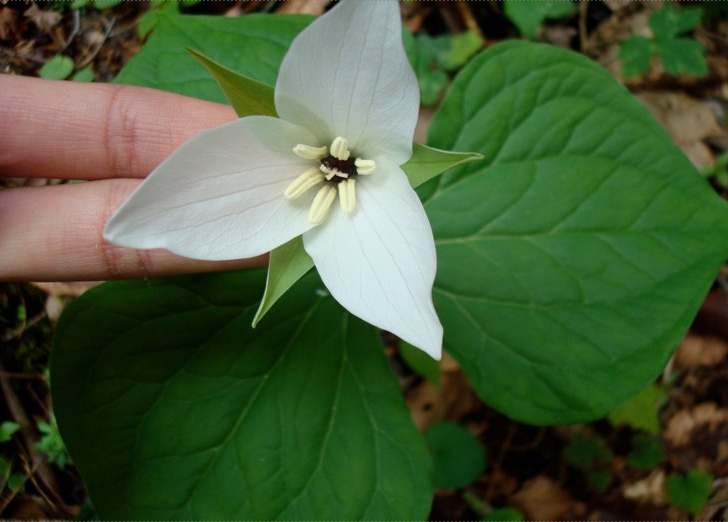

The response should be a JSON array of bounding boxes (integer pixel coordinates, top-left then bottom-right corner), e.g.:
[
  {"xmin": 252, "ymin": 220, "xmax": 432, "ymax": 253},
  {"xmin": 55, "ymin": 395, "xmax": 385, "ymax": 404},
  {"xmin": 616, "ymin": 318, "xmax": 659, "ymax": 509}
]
[
  {"xmin": 354, "ymin": 158, "xmax": 376, "ymax": 175},
  {"xmin": 309, "ymin": 185, "xmax": 337, "ymax": 224},
  {"xmin": 338, "ymin": 178, "xmax": 356, "ymax": 213},
  {"xmin": 293, "ymin": 144, "xmax": 328, "ymax": 160},
  {"xmin": 284, "ymin": 167, "xmax": 324, "ymax": 200},
  {"xmin": 330, "ymin": 137, "xmax": 350, "ymax": 161}
]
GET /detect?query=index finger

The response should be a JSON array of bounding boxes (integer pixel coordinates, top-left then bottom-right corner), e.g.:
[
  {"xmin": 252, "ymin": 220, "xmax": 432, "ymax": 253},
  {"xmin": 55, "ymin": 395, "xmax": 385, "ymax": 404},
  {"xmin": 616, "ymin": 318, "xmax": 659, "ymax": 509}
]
[{"xmin": 0, "ymin": 75, "xmax": 237, "ymax": 180}]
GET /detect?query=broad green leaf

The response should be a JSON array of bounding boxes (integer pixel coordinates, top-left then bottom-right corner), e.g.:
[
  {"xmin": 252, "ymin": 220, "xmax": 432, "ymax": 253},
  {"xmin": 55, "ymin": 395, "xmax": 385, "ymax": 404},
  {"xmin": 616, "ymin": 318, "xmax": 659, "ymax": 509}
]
[
  {"xmin": 426, "ymin": 40, "xmax": 728, "ymax": 424},
  {"xmin": 138, "ymin": 9, "xmax": 161, "ymax": 39},
  {"xmin": 188, "ymin": 48, "xmax": 276, "ymax": 118},
  {"xmin": 52, "ymin": 271, "xmax": 432, "ymax": 520},
  {"xmin": 399, "ymin": 341, "xmax": 441, "ymax": 388},
  {"xmin": 504, "ymin": 0, "xmax": 576, "ymax": 39},
  {"xmin": 627, "ymin": 433, "xmax": 666, "ymax": 470},
  {"xmin": 619, "ymin": 36, "xmax": 653, "ymax": 79},
  {"xmin": 655, "ymin": 38, "xmax": 707, "ymax": 77},
  {"xmin": 39, "ymin": 55, "xmax": 74, "ymax": 80},
  {"xmin": 114, "ymin": 12, "xmax": 312, "ymax": 102},
  {"xmin": 253, "ymin": 236, "xmax": 312, "ymax": 327},
  {"xmin": 607, "ymin": 383, "xmax": 664, "ymax": 434},
  {"xmin": 649, "ymin": 5, "xmax": 703, "ymax": 39},
  {"xmin": 665, "ymin": 470, "xmax": 712, "ymax": 515},
  {"xmin": 426, "ymin": 422, "xmax": 485, "ymax": 489}
]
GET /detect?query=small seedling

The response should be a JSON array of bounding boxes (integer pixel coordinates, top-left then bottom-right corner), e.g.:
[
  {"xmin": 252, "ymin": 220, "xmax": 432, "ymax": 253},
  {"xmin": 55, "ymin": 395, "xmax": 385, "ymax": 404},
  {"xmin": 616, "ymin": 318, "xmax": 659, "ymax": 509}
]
[
  {"xmin": 702, "ymin": 151, "xmax": 728, "ymax": 190},
  {"xmin": 39, "ymin": 55, "xmax": 74, "ymax": 80},
  {"xmin": 564, "ymin": 431, "xmax": 614, "ymax": 493},
  {"xmin": 36, "ymin": 417, "xmax": 69, "ymax": 469},
  {"xmin": 0, "ymin": 422, "xmax": 20, "ymax": 443},
  {"xmin": 426, "ymin": 422, "xmax": 486, "ymax": 489},
  {"xmin": 627, "ymin": 433, "xmax": 666, "ymax": 470},
  {"xmin": 72, "ymin": 67, "xmax": 95, "ymax": 82},
  {"xmin": 608, "ymin": 382, "xmax": 665, "ymax": 434},
  {"xmin": 399, "ymin": 340, "xmax": 440, "ymax": 388},
  {"xmin": 504, "ymin": 0, "xmax": 576, "ymax": 39},
  {"xmin": 665, "ymin": 470, "xmax": 713, "ymax": 516},
  {"xmin": 414, "ymin": 31, "xmax": 481, "ymax": 106},
  {"xmin": 620, "ymin": 5, "xmax": 707, "ymax": 78}
]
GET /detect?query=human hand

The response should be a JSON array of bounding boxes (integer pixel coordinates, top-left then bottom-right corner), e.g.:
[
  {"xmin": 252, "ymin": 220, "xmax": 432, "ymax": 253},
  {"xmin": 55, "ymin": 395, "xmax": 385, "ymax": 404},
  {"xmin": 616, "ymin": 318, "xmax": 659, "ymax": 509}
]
[{"xmin": 0, "ymin": 74, "xmax": 267, "ymax": 281}]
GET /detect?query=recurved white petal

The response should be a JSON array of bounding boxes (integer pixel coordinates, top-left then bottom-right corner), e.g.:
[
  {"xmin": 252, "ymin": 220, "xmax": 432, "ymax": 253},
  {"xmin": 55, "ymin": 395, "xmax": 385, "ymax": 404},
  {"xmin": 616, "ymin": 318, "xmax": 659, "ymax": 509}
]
[
  {"xmin": 275, "ymin": 0, "xmax": 419, "ymax": 166},
  {"xmin": 104, "ymin": 116, "xmax": 318, "ymax": 260},
  {"xmin": 302, "ymin": 159, "xmax": 442, "ymax": 359}
]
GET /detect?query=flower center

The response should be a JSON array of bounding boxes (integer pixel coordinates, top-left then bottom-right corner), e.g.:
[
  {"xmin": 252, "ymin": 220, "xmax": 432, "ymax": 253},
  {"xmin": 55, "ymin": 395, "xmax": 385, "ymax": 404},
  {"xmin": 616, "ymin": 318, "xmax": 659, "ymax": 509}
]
[{"xmin": 284, "ymin": 136, "xmax": 377, "ymax": 225}]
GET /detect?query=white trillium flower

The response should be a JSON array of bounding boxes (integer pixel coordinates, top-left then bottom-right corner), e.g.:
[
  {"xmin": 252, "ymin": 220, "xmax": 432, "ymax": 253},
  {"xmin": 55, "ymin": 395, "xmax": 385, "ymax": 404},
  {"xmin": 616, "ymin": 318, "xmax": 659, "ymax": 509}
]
[{"xmin": 104, "ymin": 0, "xmax": 443, "ymax": 359}]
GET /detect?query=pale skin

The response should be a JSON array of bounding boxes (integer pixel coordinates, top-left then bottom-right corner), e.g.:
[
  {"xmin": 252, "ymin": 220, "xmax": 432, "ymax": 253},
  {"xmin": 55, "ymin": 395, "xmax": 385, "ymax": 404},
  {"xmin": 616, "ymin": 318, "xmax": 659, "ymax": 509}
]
[{"xmin": 0, "ymin": 74, "xmax": 267, "ymax": 281}]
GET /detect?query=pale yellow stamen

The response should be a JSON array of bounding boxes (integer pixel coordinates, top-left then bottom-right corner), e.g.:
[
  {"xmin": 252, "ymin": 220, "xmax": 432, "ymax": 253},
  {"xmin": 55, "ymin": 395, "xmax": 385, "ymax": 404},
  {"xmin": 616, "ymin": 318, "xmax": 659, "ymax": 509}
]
[
  {"xmin": 309, "ymin": 185, "xmax": 337, "ymax": 224},
  {"xmin": 338, "ymin": 179, "xmax": 356, "ymax": 213},
  {"xmin": 354, "ymin": 158, "xmax": 376, "ymax": 175},
  {"xmin": 330, "ymin": 136, "xmax": 350, "ymax": 161},
  {"xmin": 293, "ymin": 144, "xmax": 328, "ymax": 160},
  {"xmin": 284, "ymin": 167, "xmax": 324, "ymax": 200}
]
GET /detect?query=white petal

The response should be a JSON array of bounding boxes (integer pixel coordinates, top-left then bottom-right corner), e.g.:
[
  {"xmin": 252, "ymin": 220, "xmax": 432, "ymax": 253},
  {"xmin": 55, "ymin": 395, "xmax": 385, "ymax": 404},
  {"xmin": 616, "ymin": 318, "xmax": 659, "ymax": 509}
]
[
  {"xmin": 104, "ymin": 116, "xmax": 318, "ymax": 261},
  {"xmin": 302, "ymin": 160, "xmax": 442, "ymax": 359},
  {"xmin": 275, "ymin": 0, "xmax": 419, "ymax": 165}
]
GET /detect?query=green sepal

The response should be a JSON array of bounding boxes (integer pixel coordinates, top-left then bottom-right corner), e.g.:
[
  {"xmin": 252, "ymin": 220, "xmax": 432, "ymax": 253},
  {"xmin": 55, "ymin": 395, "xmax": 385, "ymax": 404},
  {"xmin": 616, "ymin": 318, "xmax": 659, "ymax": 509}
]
[
  {"xmin": 252, "ymin": 236, "xmax": 314, "ymax": 327},
  {"xmin": 187, "ymin": 48, "xmax": 277, "ymax": 118},
  {"xmin": 403, "ymin": 144, "xmax": 483, "ymax": 189}
]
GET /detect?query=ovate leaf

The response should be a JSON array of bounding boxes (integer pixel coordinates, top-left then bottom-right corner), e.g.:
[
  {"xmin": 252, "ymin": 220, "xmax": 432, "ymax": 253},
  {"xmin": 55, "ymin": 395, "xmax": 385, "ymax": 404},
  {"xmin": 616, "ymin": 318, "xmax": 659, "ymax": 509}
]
[
  {"xmin": 426, "ymin": 40, "xmax": 728, "ymax": 424},
  {"xmin": 52, "ymin": 271, "xmax": 432, "ymax": 520}
]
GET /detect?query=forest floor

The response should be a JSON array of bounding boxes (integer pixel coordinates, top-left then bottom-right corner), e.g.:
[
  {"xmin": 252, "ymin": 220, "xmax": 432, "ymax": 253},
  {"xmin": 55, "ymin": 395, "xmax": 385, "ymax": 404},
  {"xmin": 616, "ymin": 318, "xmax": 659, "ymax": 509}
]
[{"xmin": 1, "ymin": 1, "xmax": 728, "ymax": 519}]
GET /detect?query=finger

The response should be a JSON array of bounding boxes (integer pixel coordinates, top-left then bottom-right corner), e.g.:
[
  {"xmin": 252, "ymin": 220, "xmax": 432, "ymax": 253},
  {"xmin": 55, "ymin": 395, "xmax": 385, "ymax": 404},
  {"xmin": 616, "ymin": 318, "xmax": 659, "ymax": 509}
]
[
  {"xmin": 0, "ymin": 75, "xmax": 237, "ymax": 180},
  {"xmin": 0, "ymin": 180, "xmax": 267, "ymax": 281}
]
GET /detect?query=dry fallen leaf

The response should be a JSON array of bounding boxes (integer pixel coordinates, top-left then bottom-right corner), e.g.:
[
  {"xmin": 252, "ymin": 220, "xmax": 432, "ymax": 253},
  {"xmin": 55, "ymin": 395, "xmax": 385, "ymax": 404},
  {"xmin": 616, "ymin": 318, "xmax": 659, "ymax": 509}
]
[
  {"xmin": 23, "ymin": 3, "xmax": 61, "ymax": 34},
  {"xmin": 276, "ymin": 0, "xmax": 329, "ymax": 15},
  {"xmin": 676, "ymin": 334, "xmax": 728, "ymax": 369},
  {"xmin": 623, "ymin": 469, "xmax": 667, "ymax": 505},
  {"xmin": 0, "ymin": 7, "xmax": 18, "ymax": 41},
  {"xmin": 510, "ymin": 475, "xmax": 574, "ymax": 521},
  {"xmin": 637, "ymin": 92, "xmax": 726, "ymax": 170},
  {"xmin": 406, "ymin": 369, "xmax": 482, "ymax": 431},
  {"xmin": 31, "ymin": 281, "xmax": 99, "ymax": 298},
  {"xmin": 665, "ymin": 403, "xmax": 728, "ymax": 447}
]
